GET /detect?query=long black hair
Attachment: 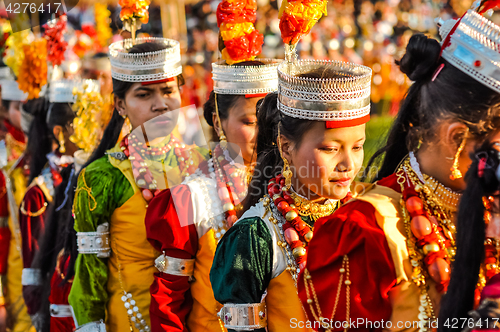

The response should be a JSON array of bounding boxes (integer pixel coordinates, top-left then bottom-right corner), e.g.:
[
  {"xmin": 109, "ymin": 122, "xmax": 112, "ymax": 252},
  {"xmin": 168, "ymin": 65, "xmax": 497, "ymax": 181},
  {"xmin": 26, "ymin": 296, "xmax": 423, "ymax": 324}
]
[
  {"xmin": 82, "ymin": 41, "xmax": 185, "ymax": 170},
  {"xmin": 438, "ymin": 142, "xmax": 500, "ymax": 331},
  {"xmin": 26, "ymin": 99, "xmax": 75, "ymax": 183},
  {"xmin": 365, "ymin": 34, "xmax": 500, "ymax": 181}
]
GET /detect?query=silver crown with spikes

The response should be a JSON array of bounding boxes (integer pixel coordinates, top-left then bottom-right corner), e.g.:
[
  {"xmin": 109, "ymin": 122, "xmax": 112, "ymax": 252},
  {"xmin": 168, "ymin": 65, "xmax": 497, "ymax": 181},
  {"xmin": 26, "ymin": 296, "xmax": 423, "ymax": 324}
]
[
  {"xmin": 0, "ymin": 79, "xmax": 28, "ymax": 101},
  {"xmin": 109, "ymin": 37, "xmax": 182, "ymax": 83},
  {"xmin": 440, "ymin": 9, "xmax": 500, "ymax": 93},
  {"xmin": 277, "ymin": 59, "xmax": 372, "ymax": 122},
  {"xmin": 212, "ymin": 59, "xmax": 282, "ymax": 95}
]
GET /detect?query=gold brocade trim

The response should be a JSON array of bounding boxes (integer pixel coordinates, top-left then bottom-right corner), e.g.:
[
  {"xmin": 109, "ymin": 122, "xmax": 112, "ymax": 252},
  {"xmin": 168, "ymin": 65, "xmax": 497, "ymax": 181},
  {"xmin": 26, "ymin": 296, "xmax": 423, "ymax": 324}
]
[
  {"xmin": 20, "ymin": 200, "xmax": 48, "ymax": 217},
  {"xmin": 72, "ymin": 168, "xmax": 97, "ymax": 215}
]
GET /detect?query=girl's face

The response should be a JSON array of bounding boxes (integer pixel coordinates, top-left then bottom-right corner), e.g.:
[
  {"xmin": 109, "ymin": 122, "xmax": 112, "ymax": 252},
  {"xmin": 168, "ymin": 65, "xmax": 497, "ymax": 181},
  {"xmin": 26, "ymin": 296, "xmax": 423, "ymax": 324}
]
[
  {"xmin": 282, "ymin": 122, "xmax": 366, "ymax": 201},
  {"xmin": 215, "ymin": 96, "xmax": 260, "ymax": 166},
  {"xmin": 116, "ymin": 79, "xmax": 181, "ymax": 142},
  {"xmin": 8, "ymin": 101, "xmax": 22, "ymax": 131}
]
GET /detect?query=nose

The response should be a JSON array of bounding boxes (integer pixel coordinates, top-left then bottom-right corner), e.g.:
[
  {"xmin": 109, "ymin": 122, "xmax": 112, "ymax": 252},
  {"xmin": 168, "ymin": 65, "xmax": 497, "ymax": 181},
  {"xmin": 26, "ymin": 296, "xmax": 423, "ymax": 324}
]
[
  {"xmin": 336, "ymin": 149, "xmax": 355, "ymax": 173},
  {"xmin": 151, "ymin": 91, "xmax": 169, "ymax": 114}
]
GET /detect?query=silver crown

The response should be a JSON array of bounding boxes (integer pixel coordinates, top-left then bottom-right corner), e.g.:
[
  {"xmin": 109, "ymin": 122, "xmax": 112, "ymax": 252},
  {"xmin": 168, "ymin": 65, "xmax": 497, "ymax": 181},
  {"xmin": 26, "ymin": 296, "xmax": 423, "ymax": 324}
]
[
  {"xmin": 0, "ymin": 79, "xmax": 28, "ymax": 101},
  {"xmin": 212, "ymin": 59, "xmax": 282, "ymax": 95},
  {"xmin": 0, "ymin": 67, "xmax": 13, "ymax": 80},
  {"xmin": 49, "ymin": 80, "xmax": 80, "ymax": 103},
  {"xmin": 440, "ymin": 10, "xmax": 500, "ymax": 94},
  {"xmin": 109, "ymin": 37, "xmax": 182, "ymax": 83},
  {"xmin": 277, "ymin": 59, "xmax": 372, "ymax": 122}
]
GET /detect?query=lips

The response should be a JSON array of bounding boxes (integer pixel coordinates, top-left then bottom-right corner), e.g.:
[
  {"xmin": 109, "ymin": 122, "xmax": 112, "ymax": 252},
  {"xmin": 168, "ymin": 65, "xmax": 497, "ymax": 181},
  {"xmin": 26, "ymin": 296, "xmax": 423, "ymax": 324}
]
[{"xmin": 330, "ymin": 177, "xmax": 352, "ymax": 187}]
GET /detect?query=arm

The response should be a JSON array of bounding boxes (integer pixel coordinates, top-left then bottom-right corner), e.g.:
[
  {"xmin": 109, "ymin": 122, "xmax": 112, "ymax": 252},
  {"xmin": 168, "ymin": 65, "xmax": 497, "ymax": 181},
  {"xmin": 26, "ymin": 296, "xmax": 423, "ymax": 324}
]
[
  {"xmin": 145, "ymin": 185, "xmax": 198, "ymax": 332},
  {"xmin": 298, "ymin": 200, "xmax": 397, "ymax": 331},
  {"xmin": 210, "ymin": 218, "xmax": 273, "ymax": 332},
  {"xmin": 0, "ymin": 171, "xmax": 9, "ymax": 324},
  {"xmin": 68, "ymin": 160, "xmax": 131, "ymax": 326},
  {"xmin": 19, "ymin": 185, "xmax": 47, "ymax": 269}
]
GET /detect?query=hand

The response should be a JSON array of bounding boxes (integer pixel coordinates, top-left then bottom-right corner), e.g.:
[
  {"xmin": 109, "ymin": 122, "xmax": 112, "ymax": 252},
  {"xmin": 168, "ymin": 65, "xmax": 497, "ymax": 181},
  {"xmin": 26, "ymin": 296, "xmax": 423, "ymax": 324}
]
[
  {"xmin": 22, "ymin": 285, "xmax": 42, "ymax": 315},
  {"xmin": 0, "ymin": 305, "xmax": 6, "ymax": 332}
]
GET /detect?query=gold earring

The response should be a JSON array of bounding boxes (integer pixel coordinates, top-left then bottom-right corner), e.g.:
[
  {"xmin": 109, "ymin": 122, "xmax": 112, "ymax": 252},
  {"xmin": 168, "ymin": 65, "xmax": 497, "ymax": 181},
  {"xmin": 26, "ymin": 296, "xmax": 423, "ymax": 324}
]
[
  {"xmin": 450, "ymin": 137, "xmax": 467, "ymax": 180},
  {"xmin": 277, "ymin": 122, "xmax": 292, "ymax": 190},
  {"xmin": 58, "ymin": 131, "xmax": 66, "ymax": 154},
  {"xmin": 282, "ymin": 157, "xmax": 293, "ymax": 190}
]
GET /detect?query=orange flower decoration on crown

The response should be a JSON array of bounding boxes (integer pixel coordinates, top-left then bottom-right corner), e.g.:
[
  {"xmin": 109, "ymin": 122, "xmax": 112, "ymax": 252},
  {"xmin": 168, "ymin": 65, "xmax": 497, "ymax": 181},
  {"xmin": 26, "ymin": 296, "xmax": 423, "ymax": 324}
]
[
  {"xmin": 18, "ymin": 38, "xmax": 47, "ymax": 99},
  {"xmin": 279, "ymin": 0, "xmax": 328, "ymax": 45},
  {"xmin": 217, "ymin": 0, "xmax": 264, "ymax": 65},
  {"xmin": 119, "ymin": 0, "xmax": 150, "ymax": 32}
]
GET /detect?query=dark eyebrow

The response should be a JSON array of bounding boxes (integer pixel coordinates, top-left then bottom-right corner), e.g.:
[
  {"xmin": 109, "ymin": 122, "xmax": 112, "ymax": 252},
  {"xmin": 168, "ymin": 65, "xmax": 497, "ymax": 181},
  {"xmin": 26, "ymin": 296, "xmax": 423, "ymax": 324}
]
[{"xmin": 133, "ymin": 86, "xmax": 155, "ymax": 93}]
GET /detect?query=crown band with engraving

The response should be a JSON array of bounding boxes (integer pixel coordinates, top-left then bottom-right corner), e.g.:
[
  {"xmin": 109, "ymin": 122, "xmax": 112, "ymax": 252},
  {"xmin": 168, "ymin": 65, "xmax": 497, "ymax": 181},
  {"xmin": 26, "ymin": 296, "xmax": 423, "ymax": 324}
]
[
  {"xmin": 277, "ymin": 59, "xmax": 372, "ymax": 121},
  {"xmin": 109, "ymin": 37, "xmax": 182, "ymax": 83},
  {"xmin": 212, "ymin": 59, "xmax": 281, "ymax": 95}
]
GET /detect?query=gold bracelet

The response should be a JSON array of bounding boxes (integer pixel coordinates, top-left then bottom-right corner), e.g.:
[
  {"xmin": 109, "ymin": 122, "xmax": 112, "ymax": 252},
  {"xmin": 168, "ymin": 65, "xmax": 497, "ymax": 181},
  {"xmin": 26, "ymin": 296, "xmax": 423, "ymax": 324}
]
[{"xmin": 20, "ymin": 200, "xmax": 48, "ymax": 217}]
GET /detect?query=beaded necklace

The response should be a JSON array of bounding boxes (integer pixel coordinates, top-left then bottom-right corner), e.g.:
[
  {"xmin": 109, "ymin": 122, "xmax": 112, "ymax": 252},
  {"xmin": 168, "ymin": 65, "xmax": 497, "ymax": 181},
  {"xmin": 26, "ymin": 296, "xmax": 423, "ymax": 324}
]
[
  {"xmin": 212, "ymin": 144, "xmax": 249, "ymax": 228},
  {"xmin": 397, "ymin": 155, "xmax": 460, "ymax": 330},
  {"xmin": 265, "ymin": 174, "xmax": 338, "ymax": 277},
  {"xmin": 119, "ymin": 134, "xmax": 198, "ymax": 202}
]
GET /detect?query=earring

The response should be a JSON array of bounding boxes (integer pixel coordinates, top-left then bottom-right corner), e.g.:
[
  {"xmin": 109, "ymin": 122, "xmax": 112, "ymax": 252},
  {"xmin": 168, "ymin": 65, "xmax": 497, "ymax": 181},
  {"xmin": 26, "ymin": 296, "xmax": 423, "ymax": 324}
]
[
  {"xmin": 120, "ymin": 112, "xmax": 126, "ymax": 119},
  {"xmin": 282, "ymin": 157, "xmax": 292, "ymax": 190},
  {"xmin": 218, "ymin": 131, "xmax": 228, "ymax": 150},
  {"xmin": 450, "ymin": 138, "xmax": 467, "ymax": 180},
  {"xmin": 277, "ymin": 122, "xmax": 292, "ymax": 190},
  {"xmin": 58, "ymin": 131, "xmax": 66, "ymax": 154}
]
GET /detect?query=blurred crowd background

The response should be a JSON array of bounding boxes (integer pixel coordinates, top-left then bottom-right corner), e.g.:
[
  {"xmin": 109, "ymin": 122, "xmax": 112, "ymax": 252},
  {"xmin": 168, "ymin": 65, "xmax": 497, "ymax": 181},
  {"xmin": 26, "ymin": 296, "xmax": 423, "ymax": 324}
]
[{"xmin": 0, "ymin": 0, "xmax": 480, "ymax": 161}]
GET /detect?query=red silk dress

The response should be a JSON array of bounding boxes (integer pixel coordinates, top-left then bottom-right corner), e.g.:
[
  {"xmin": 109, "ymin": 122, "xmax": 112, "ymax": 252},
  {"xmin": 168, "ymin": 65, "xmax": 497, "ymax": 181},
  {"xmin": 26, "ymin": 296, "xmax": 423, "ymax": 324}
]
[{"xmin": 297, "ymin": 175, "xmax": 401, "ymax": 332}]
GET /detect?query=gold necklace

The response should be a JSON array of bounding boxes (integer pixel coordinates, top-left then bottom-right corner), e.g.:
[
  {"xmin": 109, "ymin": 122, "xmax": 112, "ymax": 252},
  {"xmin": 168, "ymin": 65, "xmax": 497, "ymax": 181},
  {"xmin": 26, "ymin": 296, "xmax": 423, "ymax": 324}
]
[
  {"xmin": 290, "ymin": 191, "xmax": 338, "ymax": 221},
  {"xmin": 422, "ymin": 175, "xmax": 461, "ymax": 213},
  {"xmin": 303, "ymin": 256, "xmax": 351, "ymax": 332}
]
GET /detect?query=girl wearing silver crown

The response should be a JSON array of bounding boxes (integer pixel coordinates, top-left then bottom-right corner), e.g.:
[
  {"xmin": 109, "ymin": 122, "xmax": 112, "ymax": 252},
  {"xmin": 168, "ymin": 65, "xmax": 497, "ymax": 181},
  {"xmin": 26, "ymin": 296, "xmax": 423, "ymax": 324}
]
[
  {"xmin": 19, "ymin": 91, "xmax": 78, "ymax": 329},
  {"xmin": 210, "ymin": 58, "xmax": 372, "ymax": 332},
  {"xmin": 144, "ymin": 58, "xmax": 280, "ymax": 332},
  {"xmin": 68, "ymin": 39, "xmax": 207, "ymax": 332},
  {"xmin": 298, "ymin": 6, "xmax": 500, "ymax": 332}
]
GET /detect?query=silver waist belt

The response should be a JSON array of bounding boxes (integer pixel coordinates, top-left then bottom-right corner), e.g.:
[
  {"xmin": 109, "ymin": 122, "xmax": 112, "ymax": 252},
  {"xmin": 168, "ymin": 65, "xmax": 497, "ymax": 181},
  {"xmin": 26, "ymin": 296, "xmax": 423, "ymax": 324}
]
[
  {"xmin": 74, "ymin": 320, "xmax": 106, "ymax": 332},
  {"xmin": 154, "ymin": 253, "xmax": 195, "ymax": 277},
  {"xmin": 21, "ymin": 268, "xmax": 41, "ymax": 286},
  {"xmin": 50, "ymin": 304, "xmax": 73, "ymax": 318},
  {"xmin": 76, "ymin": 223, "xmax": 110, "ymax": 258},
  {"xmin": 217, "ymin": 302, "xmax": 267, "ymax": 330}
]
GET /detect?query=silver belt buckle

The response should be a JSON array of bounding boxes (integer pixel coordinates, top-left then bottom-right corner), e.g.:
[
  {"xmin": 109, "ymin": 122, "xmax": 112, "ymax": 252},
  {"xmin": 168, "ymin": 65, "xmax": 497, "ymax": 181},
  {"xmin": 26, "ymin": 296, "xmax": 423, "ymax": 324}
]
[
  {"xmin": 154, "ymin": 253, "xmax": 195, "ymax": 277},
  {"xmin": 76, "ymin": 223, "xmax": 110, "ymax": 258},
  {"xmin": 217, "ymin": 302, "xmax": 267, "ymax": 330}
]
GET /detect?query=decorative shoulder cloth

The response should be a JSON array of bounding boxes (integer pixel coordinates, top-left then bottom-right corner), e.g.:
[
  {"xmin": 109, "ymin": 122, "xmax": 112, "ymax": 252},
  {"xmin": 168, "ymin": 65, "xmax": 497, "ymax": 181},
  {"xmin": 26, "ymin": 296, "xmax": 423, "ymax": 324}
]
[
  {"xmin": 74, "ymin": 320, "xmax": 106, "ymax": 332},
  {"xmin": 76, "ymin": 222, "xmax": 110, "ymax": 258},
  {"xmin": 217, "ymin": 302, "xmax": 267, "ymax": 330},
  {"xmin": 21, "ymin": 268, "xmax": 41, "ymax": 286},
  {"xmin": 154, "ymin": 253, "xmax": 195, "ymax": 277}
]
